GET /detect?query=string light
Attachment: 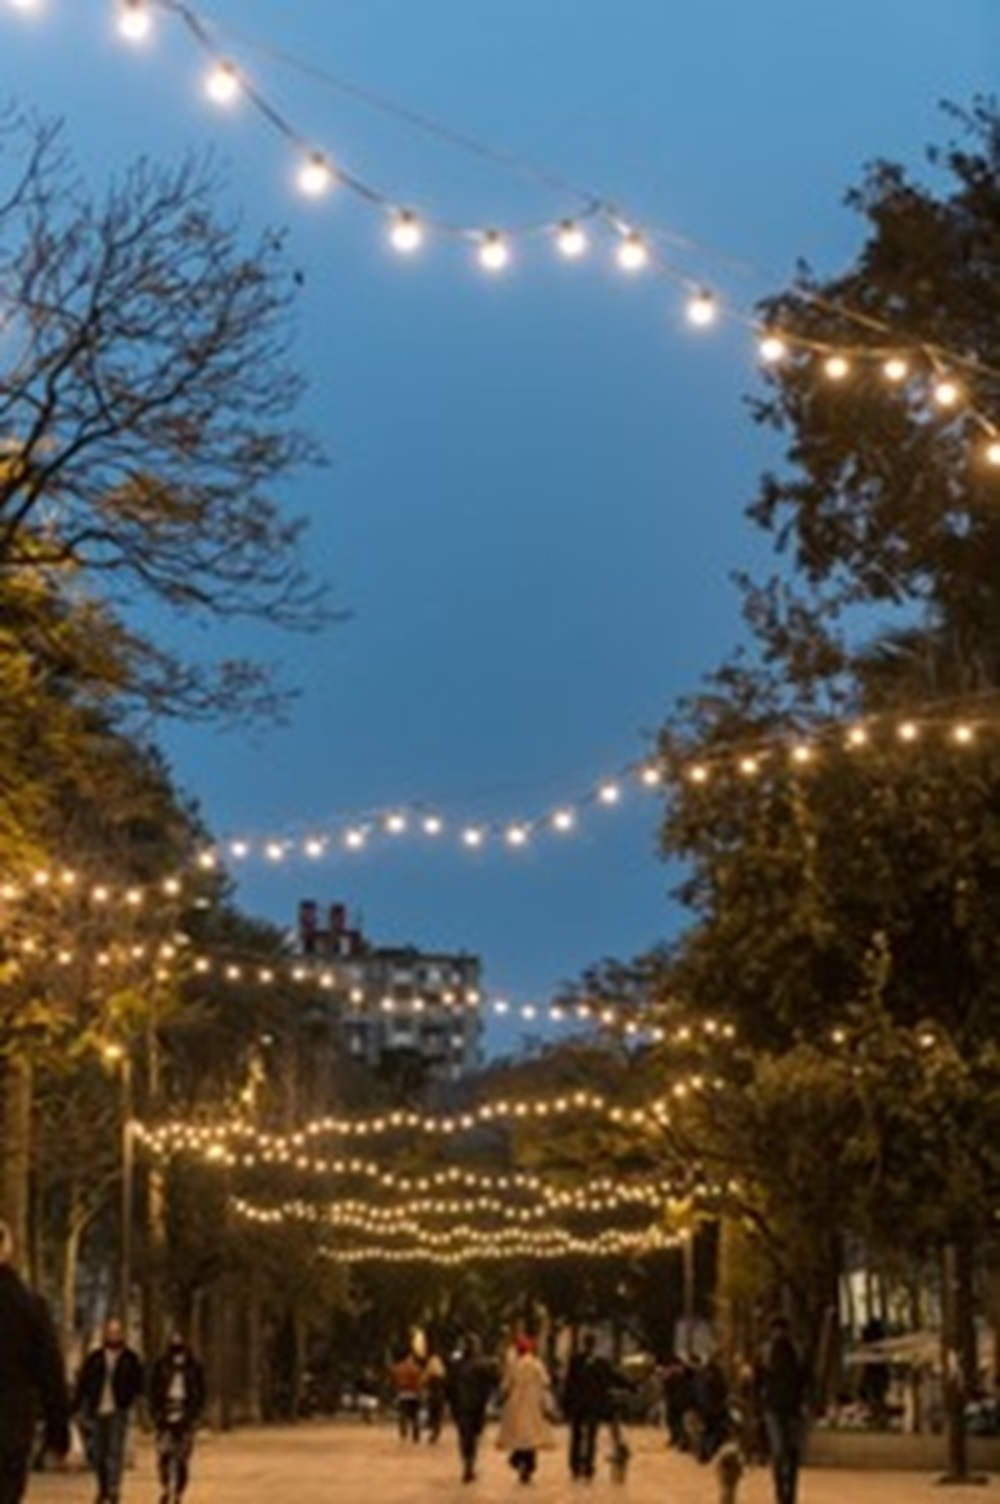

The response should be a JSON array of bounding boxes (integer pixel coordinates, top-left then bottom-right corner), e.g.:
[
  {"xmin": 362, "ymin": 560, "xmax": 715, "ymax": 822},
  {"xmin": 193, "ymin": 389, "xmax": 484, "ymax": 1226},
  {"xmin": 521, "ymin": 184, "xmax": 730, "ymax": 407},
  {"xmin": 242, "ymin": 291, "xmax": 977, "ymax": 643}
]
[
  {"xmin": 686, "ymin": 290, "xmax": 718, "ymax": 328},
  {"xmin": 117, "ymin": 0, "xmax": 151, "ymax": 42},
  {"xmin": 615, "ymin": 232, "xmax": 649, "ymax": 273},
  {"xmin": 883, "ymin": 357, "xmax": 909, "ymax": 383},
  {"xmin": 388, "ymin": 210, "xmax": 424, "ymax": 255},
  {"xmin": 555, "ymin": 220, "xmax": 589, "ymax": 259},
  {"xmin": 297, "ymin": 152, "xmax": 336, "ymax": 198},
  {"xmin": 986, "ymin": 440, "xmax": 1000, "ymax": 468},
  {"xmin": 824, "ymin": 355, "xmax": 850, "ymax": 381},
  {"xmin": 478, "ymin": 231, "xmax": 510, "ymax": 273},
  {"xmin": 932, "ymin": 379, "xmax": 961, "ymax": 410},
  {"xmin": 204, "ymin": 60, "xmax": 241, "ymax": 106},
  {"xmin": 759, "ymin": 335, "xmax": 788, "ymax": 365}
]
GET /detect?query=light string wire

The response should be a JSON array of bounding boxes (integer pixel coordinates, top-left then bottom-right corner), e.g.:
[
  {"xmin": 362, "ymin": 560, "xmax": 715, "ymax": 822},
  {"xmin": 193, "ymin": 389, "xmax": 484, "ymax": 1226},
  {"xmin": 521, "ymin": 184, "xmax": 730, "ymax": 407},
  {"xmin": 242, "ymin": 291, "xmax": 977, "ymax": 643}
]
[
  {"xmin": 156, "ymin": 0, "xmax": 1000, "ymax": 392},
  {"xmin": 6, "ymin": 1, "xmax": 997, "ymax": 450},
  {"xmin": 1, "ymin": 696, "xmax": 998, "ymax": 909}
]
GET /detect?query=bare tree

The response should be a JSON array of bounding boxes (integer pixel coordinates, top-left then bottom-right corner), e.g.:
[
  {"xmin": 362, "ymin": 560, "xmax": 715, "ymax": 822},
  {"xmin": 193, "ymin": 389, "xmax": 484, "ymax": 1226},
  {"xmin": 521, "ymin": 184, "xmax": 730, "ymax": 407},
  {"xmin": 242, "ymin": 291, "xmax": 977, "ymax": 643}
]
[{"xmin": 0, "ymin": 107, "xmax": 330, "ymax": 720}]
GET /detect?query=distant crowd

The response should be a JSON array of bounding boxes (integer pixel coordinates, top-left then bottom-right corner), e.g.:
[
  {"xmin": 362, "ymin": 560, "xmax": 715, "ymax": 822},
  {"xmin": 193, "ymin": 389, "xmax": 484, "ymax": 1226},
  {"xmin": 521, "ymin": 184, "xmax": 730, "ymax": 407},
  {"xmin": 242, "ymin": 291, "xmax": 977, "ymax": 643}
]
[{"xmin": 1, "ymin": 1217, "xmax": 808, "ymax": 1504}]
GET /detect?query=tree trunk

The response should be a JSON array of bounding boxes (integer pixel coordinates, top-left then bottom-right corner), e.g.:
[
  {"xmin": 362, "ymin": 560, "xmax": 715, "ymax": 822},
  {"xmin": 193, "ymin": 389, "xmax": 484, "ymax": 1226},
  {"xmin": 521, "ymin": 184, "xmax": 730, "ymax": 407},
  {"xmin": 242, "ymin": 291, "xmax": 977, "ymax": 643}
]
[
  {"xmin": 940, "ymin": 1237, "xmax": 984, "ymax": 1484},
  {"xmin": 61, "ymin": 1185, "xmax": 85, "ymax": 1357},
  {"xmin": 0, "ymin": 1053, "xmax": 33, "ymax": 1276},
  {"xmin": 245, "ymin": 1281, "xmax": 264, "ymax": 1424}
]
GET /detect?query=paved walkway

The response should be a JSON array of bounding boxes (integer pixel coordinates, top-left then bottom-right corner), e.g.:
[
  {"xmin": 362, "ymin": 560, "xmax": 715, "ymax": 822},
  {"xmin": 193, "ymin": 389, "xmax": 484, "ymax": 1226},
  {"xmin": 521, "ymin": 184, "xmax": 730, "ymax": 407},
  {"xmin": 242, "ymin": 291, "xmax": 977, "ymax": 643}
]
[{"xmin": 27, "ymin": 1422, "xmax": 998, "ymax": 1504}]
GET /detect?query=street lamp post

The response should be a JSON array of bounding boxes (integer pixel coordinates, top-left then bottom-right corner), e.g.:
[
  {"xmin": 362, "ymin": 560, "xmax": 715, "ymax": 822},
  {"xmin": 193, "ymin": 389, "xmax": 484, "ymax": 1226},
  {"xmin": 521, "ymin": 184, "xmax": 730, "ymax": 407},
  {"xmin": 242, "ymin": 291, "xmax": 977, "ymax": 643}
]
[{"xmin": 104, "ymin": 1045, "xmax": 135, "ymax": 1333}]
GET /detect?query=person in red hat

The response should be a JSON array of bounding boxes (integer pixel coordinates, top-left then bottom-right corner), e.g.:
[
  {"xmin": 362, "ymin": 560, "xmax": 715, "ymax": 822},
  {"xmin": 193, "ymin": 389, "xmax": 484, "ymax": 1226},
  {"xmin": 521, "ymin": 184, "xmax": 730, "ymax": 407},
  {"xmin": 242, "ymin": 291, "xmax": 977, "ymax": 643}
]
[{"xmin": 497, "ymin": 1336, "xmax": 555, "ymax": 1483}]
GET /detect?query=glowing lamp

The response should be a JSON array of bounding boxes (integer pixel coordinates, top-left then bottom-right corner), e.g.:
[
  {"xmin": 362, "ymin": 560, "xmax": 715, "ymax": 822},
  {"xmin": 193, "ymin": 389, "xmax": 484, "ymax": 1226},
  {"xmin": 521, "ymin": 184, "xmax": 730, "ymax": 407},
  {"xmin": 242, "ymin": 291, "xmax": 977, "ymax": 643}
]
[
  {"xmin": 883, "ymin": 357, "xmax": 909, "ymax": 383},
  {"xmin": 118, "ymin": 0, "xmax": 151, "ymax": 40},
  {"xmin": 686, "ymin": 290, "xmax": 718, "ymax": 327},
  {"xmin": 389, "ymin": 211, "xmax": 424, "ymax": 254},
  {"xmin": 759, "ymin": 335, "xmax": 788, "ymax": 364},
  {"xmin": 555, "ymin": 221, "xmax": 588, "ymax": 259},
  {"xmin": 478, "ymin": 232, "xmax": 510, "ymax": 273},
  {"xmin": 205, "ymin": 61, "xmax": 241, "ymax": 106},
  {"xmin": 615, "ymin": 233, "xmax": 649, "ymax": 272},
  {"xmin": 824, "ymin": 355, "xmax": 850, "ymax": 381},
  {"xmin": 932, "ymin": 379, "xmax": 960, "ymax": 409},
  {"xmin": 297, "ymin": 153, "xmax": 335, "ymax": 198}
]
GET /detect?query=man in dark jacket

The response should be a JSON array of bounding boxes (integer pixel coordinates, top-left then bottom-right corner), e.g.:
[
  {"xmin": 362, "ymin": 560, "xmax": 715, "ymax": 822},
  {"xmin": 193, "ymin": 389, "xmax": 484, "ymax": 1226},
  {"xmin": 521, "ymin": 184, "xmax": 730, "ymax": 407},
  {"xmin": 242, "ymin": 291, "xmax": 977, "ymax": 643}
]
[
  {"xmin": 74, "ymin": 1318, "xmax": 144, "ymax": 1504},
  {"xmin": 0, "ymin": 1220, "xmax": 70, "ymax": 1504},
  {"xmin": 446, "ymin": 1335, "xmax": 495, "ymax": 1482},
  {"xmin": 758, "ymin": 1316, "xmax": 808, "ymax": 1504},
  {"xmin": 150, "ymin": 1333, "xmax": 206, "ymax": 1504},
  {"xmin": 561, "ymin": 1332, "xmax": 615, "ymax": 1480}
]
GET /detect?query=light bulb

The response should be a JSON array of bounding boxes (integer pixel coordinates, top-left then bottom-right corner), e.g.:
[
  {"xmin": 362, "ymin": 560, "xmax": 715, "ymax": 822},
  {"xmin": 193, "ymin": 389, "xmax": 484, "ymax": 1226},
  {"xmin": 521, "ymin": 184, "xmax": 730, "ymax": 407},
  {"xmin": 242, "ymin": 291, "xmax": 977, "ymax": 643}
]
[
  {"xmin": 952, "ymin": 724, "xmax": 975, "ymax": 745},
  {"xmin": 883, "ymin": 357, "xmax": 909, "ymax": 383},
  {"xmin": 933, "ymin": 379, "xmax": 960, "ymax": 409},
  {"xmin": 598, "ymin": 783, "xmax": 621, "ymax": 805},
  {"xmin": 10, "ymin": 0, "xmax": 42, "ymax": 11},
  {"xmin": 739, "ymin": 756, "xmax": 760, "ymax": 777},
  {"xmin": 897, "ymin": 721, "xmax": 919, "ymax": 742},
  {"xmin": 389, "ymin": 211, "xmax": 424, "ymax": 254},
  {"xmin": 687, "ymin": 290, "xmax": 718, "ymax": 327},
  {"xmin": 759, "ymin": 335, "xmax": 788, "ymax": 364},
  {"xmin": 385, "ymin": 813, "xmax": 408, "ymax": 835},
  {"xmin": 616, "ymin": 233, "xmax": 649, "ymax": 273},
  {"xmin": 824, "ymin": 355, "xmax": 850, "ymax": 381},
  {"xmin": 506, "ymin": 826, "xmax": 529, "ymax": 848},
  {"xmin": 422, "ymin": 816, "xmax": 443, "ymax": 836},
  {"xmin": 791, "ymin": 744, "xmax": 813, "ymax": 765},
  {"xmin": 846, "ymin": 726, "xmax": 869, "ymax": 749},
  {"xmin": 297, "ymin": 153, "xmax": 335, "ymax": 198},
  {"xmin": 688, "ymin": 764, "xmax": 710, "ymax": 784},
  {"xmin": 118, "ymin": 0, "xmax": 152, "ymax": 40},
  {"xmin": 462, "ymin": 827, "xmax": 484, "ymax": 848},
  {"xmin": 478, "ymin": 232, "xmax": 510, "ymax": 273},
  {"xmin": 304, "ymin": 838, "xmax": 325, "ymax": 859},
  {"xmin": 205, "ymin": 61, "xmax": 241, "ymax": 106},
  {"xmin": 230, "ymin": 841, "xmax": 249, "ymax": 859},
  {"xmin": 344, "ymin": 828, "xmax": 367, "ymax": 850},
  {"xmin": 986, "ymin": 439, "xmax": 1000, "ymax": 468},
  {"xmin": 640, "ymin": 765, "xmax": 662, "ymax": 787},
  {"xmin": 552, "ymin": 809, "xmax": 576, "ymax": 833},
  {"xmin": 555, "ymin": 220, "xmax": 588, "ymax": 259}
]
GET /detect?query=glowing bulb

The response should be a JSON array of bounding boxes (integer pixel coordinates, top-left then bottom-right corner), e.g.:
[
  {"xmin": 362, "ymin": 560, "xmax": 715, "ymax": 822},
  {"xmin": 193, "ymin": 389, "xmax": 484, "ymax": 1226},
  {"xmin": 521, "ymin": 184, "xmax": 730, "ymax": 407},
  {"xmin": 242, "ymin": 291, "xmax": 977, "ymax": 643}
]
[
  {"xmin": 462, "ymin": 827, "xmax": 484, "ymax": 848},
  {"xmin": 506, "ymin": 826, "xmax": 529, "ymax": 848},
  {"xmin": 897, "ymin": 721, "xmax": 919, "ymax": 742},
  {"xmin": 952, "ymin": 723, "xmax": 975, "ymax": 745},
  {"xmin": 739, "ymin": 756, "xmax": 760, "ymax": 777},
  {"xmin": 986, "ymin": 440, "xmax": 1000, "ymax": 468},
  {"xmin": 846, "ymin": 725, "xmax": 869, "ymax": 749},
  {"xmin": 791, "ymin": 744, "xmax": 813, "ymax": 765},
  {"xmin": 616, "ymin": 232, "xmax": 649, "ymax": 273},
  {"xmin": 265, "ymin": 842, "xmax": 284, "ymax": 862},
  {"xmin": 304, "ymin": 838, "xmax": 325, "ymax": 859},
  {"xmin": 478, "ymin": 232, "xmax": 510, "ymax": 273},
  {"xmin": 933, "ymin": 379, "xmax": 960, "ymax": 409},
  {"xmin": 385, "ymin": 813, "xmax": 408, "ymax": 836},
  {"xmin": 640, "ymin": 765, "xmax": 662, "ymax": 787},
  {"xmin": 118, "ymin": 0, "xmax": 151, "ymax": 40},
  {"xmin": 297, "ymin": 153, "xmax": 335, "ymax": 198},
  {"xmin": 422, "ymin": 816, "xmax": 443, "ymax": 836},
  {"xmin": 555, "ymin": 220, "xmax": 588, "ymax": 259},
  {"xmin": 230, "ymin": 841, "xmax": 249, "ymax": 860},
  {"xmin": 344, "ymin": 828, "xmax": 367, "ymax": 851},
  {"xmin": 688, "ymin": 764, "xmax": 710, "ymax": 784},
  {"xmin": 389, "ymin": 211, "xmax": 424, "ymax": 254},
  {"xmin": 824, "ymin": 355, "xmax": 850, "ymax": 381},
  {"xmin": 759, "ymin": 335, "xmax": 788, "ymax": 364},
  {"xmin": 205, "ymin": 61, "xmax": 241, "ymax": 105},
  {"xmin": 552, "ymin": 809, "xmax": 576, "ymax": 832},
  {"xmin": 687, "ymin": 290, "xmax": 718, "ymax": 327},
  {"xmin": 598, "ymin": 783, "xmax": 621, "ymax": 805},
  {"xmin": 883, "ymin": 357, "xmax": 909, "ymax": 383}
]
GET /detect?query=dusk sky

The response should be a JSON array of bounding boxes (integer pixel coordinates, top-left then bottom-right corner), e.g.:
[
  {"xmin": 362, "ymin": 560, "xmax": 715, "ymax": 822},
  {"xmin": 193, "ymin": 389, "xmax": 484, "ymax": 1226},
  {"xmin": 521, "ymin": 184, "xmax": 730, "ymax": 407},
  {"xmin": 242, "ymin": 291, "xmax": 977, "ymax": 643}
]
[{"xmin": 3, "ymin": 2, "xmax": 995, "ymax": 1044}]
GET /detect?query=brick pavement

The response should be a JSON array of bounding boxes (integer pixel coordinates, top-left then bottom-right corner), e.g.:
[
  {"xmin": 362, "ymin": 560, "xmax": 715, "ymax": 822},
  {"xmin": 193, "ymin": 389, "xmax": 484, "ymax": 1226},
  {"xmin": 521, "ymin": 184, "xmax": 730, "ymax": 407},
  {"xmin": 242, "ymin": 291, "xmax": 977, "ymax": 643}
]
[{"xmin": 25, "ymin": 1422, "xmax": 999, "ymax": 1504}]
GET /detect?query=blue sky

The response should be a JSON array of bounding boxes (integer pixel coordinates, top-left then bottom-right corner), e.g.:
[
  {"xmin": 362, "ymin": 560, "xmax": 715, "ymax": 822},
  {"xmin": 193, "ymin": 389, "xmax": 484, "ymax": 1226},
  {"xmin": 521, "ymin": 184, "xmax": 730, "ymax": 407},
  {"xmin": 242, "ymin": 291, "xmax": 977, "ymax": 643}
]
[{"xmin": 3, "ymin": 1, "xmax": 996, "ymax": 1043}]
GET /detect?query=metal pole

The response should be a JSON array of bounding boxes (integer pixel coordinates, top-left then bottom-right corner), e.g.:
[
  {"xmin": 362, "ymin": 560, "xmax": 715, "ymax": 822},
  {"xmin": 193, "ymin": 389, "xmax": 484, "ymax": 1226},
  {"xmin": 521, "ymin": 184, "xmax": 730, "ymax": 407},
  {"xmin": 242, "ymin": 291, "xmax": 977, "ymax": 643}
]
[{"xmin": 120, "ymin": 1056, "xmax": 134, "ymax": 1333}]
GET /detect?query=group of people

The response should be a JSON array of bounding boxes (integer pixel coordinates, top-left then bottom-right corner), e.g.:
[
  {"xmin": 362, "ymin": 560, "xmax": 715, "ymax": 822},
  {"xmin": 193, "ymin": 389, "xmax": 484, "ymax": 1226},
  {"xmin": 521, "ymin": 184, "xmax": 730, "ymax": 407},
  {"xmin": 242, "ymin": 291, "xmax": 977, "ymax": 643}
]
[
  {"xmin": 0, "ymin": 1220, "xmax": 205, "ymax": 1504},
  {"xmin": 660, "ymin": 1318, "xmax": 809, "ymax": 1504},
  {"xmin": 389, "ymin": 1330, "xmax": 627, "ymax": 1487}
]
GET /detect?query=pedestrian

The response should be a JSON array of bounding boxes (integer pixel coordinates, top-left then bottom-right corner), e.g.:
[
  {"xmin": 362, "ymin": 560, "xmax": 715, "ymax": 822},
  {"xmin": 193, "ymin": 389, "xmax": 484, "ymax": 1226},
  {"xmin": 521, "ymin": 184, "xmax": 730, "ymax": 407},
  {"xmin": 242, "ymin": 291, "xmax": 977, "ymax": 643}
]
[
  {"xmin": 497, "ymin": 1335, "xmax": 555, "ymax": 1484},
  {"xmin": 0, "ymin": 1220, "xmax": 70, "ymax": 1504},
  {"xmin": 758, "ymin": 1316, "xmax": 808, "ymax": 1504},
  {"xmin": 562, "ymin": 1332, "xmax": 615, "ymax": 1480},
  {"xmin": 73, "ymin": 1317, "xmax": 144, "ymax": 1504},
  {"xmin": 390, "ymin": 1348, "xmax": 425, "ymax": 1442},
  {"xmin": 695, "ymin": 1352, "xmax": 731, "ymax": 1461},
  {"xmin": 424, "ymin": 1350, "xmax": 448, "ymax": 1443},
  {"xmin": 446, "ymin": 1335, "xmax": 495, "ymax": 1482},
  {"xmin": 661, "ymin": 1354, "xmax": 695, "ymax": 1450},
  {"xmin": 149, "ymin": 1332, "xmax": 205, "ymax": 1504}
]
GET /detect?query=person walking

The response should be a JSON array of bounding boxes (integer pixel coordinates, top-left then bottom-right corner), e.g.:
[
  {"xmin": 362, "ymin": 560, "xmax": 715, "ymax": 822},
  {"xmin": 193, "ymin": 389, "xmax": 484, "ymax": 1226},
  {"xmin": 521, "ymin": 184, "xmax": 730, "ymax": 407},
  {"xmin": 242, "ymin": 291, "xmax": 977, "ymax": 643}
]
[
  {"xmin": 446, "ymin": 1335, "xmax": 495, "ymax": 1483},
  {"xmin": 149, "ymin": 1332, "xmax": 206, "ymax": 1504},
  {"xmin": 424, "ymin": 1351, "xmax": 448, "ymax": 1443},
  {"xmin": 74, "ymin": 1318, "xmax": 144, "ymax": 1504},
  {"xmin": 0, "ymin": 1220, "xmax": 70, "ymax": 1504},
  {"xmin": 562, "ymin": 1332, "xmax": 614, "ymax": 1480},
  {"xmin": 497, "ymin": 1336, "xmax": 555, "ymax": 1484},
  {"xmin": 391, "ymin": 1348, "xmax": 425, "ymax": 1442},
  {"xmin": 758, "ymin": 1316, "xmax": 808, "ymax": 1504}
]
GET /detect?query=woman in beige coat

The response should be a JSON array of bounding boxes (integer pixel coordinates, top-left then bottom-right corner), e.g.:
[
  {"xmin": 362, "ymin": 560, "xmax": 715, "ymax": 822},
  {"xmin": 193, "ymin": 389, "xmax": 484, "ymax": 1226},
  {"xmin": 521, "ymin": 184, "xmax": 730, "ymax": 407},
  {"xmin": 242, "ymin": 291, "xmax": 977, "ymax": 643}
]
[{"xmin": 497, "ymin": 1338, "xmax": 555, "ymax": 1483}]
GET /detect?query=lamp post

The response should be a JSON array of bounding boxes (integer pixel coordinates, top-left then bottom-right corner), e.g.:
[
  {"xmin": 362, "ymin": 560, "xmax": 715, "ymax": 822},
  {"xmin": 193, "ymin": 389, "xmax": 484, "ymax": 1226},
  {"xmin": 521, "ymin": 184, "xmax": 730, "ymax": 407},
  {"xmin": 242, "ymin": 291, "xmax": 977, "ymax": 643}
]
[{"xmin": 103, "ymin": 1044, "xmax": 135, "ymax": 1333}]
